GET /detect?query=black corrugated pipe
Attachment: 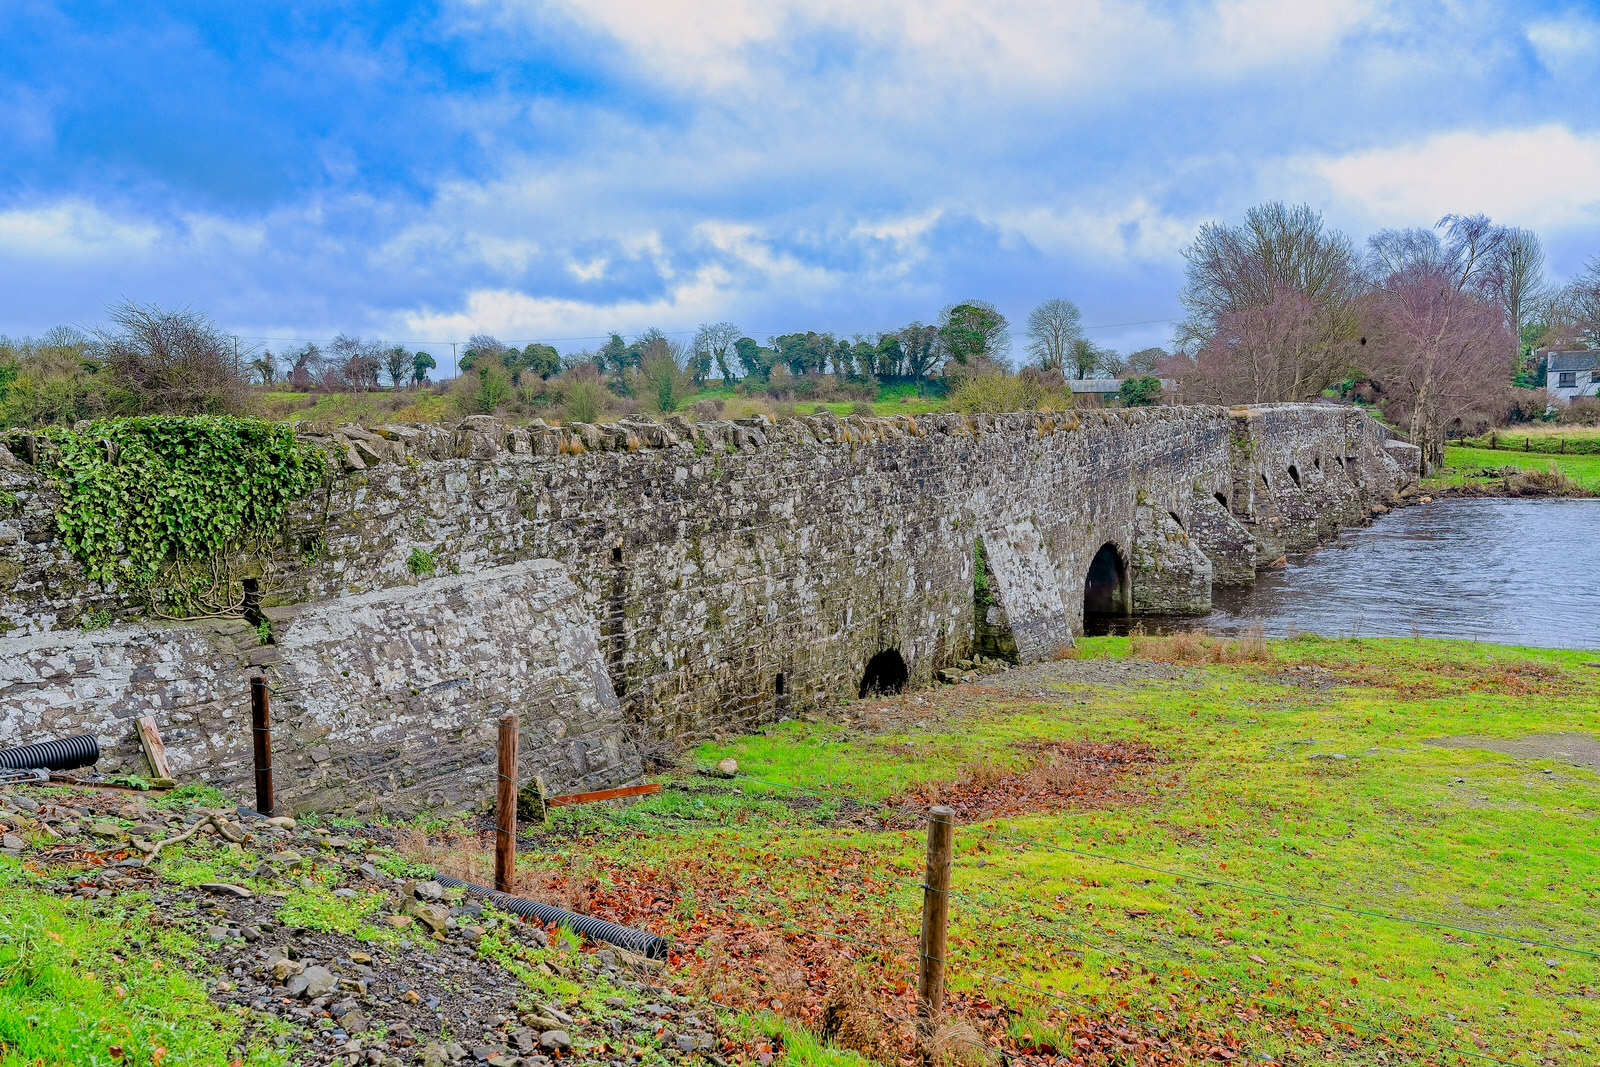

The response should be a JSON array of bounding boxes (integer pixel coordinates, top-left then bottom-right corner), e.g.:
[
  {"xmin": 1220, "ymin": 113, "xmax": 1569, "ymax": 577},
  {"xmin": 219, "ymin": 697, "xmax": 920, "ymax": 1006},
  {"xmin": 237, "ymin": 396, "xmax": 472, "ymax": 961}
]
[
  {"xmin": 433, "ymin": 873, "xmax": 669, "ymax": 960},
  {"xmin": 0, "ymin": 734, "xmax": 100, "ymax": 772}
]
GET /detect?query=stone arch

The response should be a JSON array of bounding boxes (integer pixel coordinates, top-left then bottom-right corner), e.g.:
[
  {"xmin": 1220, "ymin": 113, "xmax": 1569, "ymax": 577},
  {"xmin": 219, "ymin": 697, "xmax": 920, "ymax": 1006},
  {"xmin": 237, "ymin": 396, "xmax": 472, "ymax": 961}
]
[
  {"xmin": 859, "ymin": 649, "xmax": 909, "ymax": 698},
  {"xmin": 1083, "ymin": 542, "xmax": 1130, "ymax": 618},
  {"xmin": 1287, "ymin": 463, "xmax": 1302, "ymax": 487},
  {"xmin": 971, "ymin": 536, "xmax": 1019, "ymax": 663}
]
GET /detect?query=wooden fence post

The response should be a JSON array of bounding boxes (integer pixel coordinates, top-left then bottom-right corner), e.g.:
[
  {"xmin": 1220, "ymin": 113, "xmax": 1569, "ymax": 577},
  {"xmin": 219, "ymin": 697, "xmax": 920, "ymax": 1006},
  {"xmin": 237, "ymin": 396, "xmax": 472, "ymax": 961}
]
[
  {"xmin": 495, "ymin": 714, "xmax": 518, "ymax": 892},
  {"xmin": 250, "ymin": 677, "xmax": 274, "ymax": 816},
  {"xmin": 918, "ymin": 805, "xmax": 955, "ymax": 1020}
]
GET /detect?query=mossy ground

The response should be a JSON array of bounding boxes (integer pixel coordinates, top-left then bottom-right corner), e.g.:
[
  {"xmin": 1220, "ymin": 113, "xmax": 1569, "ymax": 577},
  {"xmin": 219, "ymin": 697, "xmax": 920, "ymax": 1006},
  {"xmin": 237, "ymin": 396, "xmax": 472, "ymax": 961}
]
[{"xmin": 517, "ymin": 637, "xmax": 1599, "ymax": 1066}]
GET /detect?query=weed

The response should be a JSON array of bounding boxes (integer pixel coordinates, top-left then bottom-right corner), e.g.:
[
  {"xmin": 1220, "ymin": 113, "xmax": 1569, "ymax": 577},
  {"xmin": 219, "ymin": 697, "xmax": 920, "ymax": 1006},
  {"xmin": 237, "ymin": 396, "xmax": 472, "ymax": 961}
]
[{"xmin": 406, "ymin": 546, "xmax": 436, "ymax": 578}]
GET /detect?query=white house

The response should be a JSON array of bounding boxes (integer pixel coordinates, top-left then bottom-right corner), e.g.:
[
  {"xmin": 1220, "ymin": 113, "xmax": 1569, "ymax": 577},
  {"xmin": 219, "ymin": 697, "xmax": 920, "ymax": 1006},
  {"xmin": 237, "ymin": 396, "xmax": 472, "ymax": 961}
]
[{"xmin": 1547, "ymin": 351, "xmax": 1600, "ymax": 405}]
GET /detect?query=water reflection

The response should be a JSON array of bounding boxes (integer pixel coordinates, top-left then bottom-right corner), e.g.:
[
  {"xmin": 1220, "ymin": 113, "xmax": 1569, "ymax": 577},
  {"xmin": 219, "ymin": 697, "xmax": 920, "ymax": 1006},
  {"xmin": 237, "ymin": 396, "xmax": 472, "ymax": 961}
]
[{"xmin": 1090, "ymin": 499, "xmax": 1600, "ymax": 650}]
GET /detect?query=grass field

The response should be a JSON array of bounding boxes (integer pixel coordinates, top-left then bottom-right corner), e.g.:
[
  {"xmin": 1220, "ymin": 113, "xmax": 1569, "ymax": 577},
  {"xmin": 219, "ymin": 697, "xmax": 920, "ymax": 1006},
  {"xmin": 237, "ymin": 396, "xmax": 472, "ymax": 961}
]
[
  {"xmin": 504, "ymin": 636, "xmax": 1600, "ymax": 1066},
  {"xmin": 1429, "ymin": 445, "xmax": 1600, "ymax": 493}
]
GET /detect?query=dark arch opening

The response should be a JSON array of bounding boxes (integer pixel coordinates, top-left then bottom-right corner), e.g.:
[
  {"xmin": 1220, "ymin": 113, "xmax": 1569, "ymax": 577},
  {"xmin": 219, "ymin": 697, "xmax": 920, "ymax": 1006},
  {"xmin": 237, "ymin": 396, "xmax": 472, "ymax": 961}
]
[
  {"xmin": 1313, "ymin": 456, "xmax": 1322, "ymax": 471},
  {"xmin": 859, "ymin": 649, "xmax": 908, "ymax": 698},
  {"xmin": 1214, "ymin": 491, "xmax": 1229, "ymax": 510},
  {"xmin": 1287, "ymin": 464, "xmax": 1301, "ymax": 487},
  {"xmin": 1167, "ymin": 510, "xmax": 1184, "ymax": 529},
  {"xmin": 1260, "ymin": 471, "xmax": 1270, "ymax": 487},
  {"xmin": 774, "ymin": 673, "xmax": 786, "ymax": 696},
  {"xmin": 1083, "ymin": 542, "xmax": 1129, "ymax": 619}
]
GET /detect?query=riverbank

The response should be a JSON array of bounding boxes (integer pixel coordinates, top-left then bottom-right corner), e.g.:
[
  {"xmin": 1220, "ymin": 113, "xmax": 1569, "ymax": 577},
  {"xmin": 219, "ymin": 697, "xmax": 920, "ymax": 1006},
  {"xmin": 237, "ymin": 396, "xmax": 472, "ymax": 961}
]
[
  {"xmin": 1423, "ymin": 444, "xmax": 1600, "ymax": 496},
  {"xmin": 5, "ymin": 637, "xmax": 1596, "ymax": 1066},
  {"xmin": 444, "ymin": 636, "xmax": 1599, "ymax": 1066}
]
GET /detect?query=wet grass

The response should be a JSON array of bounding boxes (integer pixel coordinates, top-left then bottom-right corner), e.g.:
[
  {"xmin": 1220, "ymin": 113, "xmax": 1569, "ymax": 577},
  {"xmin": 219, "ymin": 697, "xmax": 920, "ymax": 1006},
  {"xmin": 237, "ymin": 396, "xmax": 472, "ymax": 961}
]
[
  {"xmin": 532, "ymin": 637, "xmax": 1600, "ymax": 1065},
  {"xmin": 1432, "ymin": 445, "xmax": 1600, "ymax": 493}
]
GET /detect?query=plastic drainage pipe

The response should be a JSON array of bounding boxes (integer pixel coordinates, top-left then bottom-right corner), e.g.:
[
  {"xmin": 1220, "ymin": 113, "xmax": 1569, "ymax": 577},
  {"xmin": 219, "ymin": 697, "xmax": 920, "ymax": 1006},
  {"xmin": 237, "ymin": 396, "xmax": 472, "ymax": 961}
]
[
  {"xmin": 0, "ymin": 734, "xmax": 100, "ymax": 772},
  {"xmin": 433, "ymin": 873, "xmax": 669, "ymax": 960}
]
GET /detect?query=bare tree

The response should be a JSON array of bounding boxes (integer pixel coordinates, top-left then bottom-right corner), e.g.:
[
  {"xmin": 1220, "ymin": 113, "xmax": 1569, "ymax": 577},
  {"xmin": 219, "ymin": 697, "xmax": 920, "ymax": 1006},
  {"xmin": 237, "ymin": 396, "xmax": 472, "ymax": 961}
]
[
  {"xmin": 1485, "ymin": 227, "xmax": 1547, "ymax": 364},
  {"xmin": 1025, "ymin": 299, "xmax": 1083, "ymax": 373},
  {"xmin": 327, "ymin": 333, "xmax": 382, "ymax": 390},
  {"xmin": 92, "ymin": 301, "xmax": 252, "ymax": 415},
  {"xmin": 1126, "ymin": 347, "xmax": 1167, "ymax": 374},
  {"xmin": 1176, "ymin": 202, "xmax": 1363, "ymax": 401},
  {"xmin": 1365, "ymin": 218, "xmax": 1515, "ymax": 468},
  {"xmin": 1561, "ymin": 256, "xmax": 1600, "ymax": 349}
]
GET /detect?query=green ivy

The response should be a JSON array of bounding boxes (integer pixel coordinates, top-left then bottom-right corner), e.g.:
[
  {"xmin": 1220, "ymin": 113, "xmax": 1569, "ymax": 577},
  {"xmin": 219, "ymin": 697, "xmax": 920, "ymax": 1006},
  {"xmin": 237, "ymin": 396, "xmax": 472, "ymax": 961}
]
[{"xmin": 20, "ymin": 416, "xmax": 324, "ymax": 617}]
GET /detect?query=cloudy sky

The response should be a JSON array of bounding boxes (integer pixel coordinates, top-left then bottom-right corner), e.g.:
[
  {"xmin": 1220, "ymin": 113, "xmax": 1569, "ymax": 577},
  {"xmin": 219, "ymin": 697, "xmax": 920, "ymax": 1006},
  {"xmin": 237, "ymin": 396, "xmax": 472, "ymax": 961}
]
[{"xmin": 3, "ymin": 0, "xmax": 1598, "ymax": 363}]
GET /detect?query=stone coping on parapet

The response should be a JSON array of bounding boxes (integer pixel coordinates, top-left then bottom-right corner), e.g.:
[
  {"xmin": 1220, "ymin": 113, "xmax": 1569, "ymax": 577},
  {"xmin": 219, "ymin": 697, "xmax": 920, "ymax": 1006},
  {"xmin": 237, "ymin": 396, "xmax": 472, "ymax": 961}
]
[{"xmin": 273, "ymin": 402, "xmax": 1371, "ymax": 473}]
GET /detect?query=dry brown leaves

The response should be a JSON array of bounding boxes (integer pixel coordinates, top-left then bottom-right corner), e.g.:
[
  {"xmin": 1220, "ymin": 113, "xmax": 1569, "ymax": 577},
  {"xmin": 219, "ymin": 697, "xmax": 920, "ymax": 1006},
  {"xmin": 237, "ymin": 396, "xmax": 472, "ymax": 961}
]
[{"xmin": 889, "ymin": 741, "xmax": 1170, "ymax": 821}]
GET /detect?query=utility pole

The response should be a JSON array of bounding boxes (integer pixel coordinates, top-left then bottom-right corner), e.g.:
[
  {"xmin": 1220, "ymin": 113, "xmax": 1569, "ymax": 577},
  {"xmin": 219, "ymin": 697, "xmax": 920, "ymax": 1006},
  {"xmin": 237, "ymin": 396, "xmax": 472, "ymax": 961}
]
[
  {"xmin": 451, "ymin": 342, "xmax": 457, "ymax": 381},
  {"xmin": 495, "ymin": 714, "xmax": 518, "ymax": 892}
]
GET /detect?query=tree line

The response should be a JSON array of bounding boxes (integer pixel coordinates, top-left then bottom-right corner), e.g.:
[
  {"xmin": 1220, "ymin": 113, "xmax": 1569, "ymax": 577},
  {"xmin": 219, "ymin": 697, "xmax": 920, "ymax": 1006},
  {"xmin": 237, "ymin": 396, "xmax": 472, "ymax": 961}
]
[{"xmin": 1163, "ymin": 202, "xmax": 1600, "ymax": 466}]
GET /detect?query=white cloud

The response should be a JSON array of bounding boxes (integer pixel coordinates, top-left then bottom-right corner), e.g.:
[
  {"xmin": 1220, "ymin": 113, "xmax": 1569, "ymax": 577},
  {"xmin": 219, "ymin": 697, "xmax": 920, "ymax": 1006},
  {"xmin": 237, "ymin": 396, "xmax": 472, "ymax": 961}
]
[
  {"xmin": 1303, "ymin": 125, "xmax": 1600, "ymax": 229},
  {"xmin": 0, "ymin": 201, "xmax": 163, "ymax": 260},
  {"xmin": 1526, "ymin": 12, "xmax": 1600, "ymax": 74},
  {"xmin": 481, "ymin": 0, "xmax": 1379, "ymax": 95}
]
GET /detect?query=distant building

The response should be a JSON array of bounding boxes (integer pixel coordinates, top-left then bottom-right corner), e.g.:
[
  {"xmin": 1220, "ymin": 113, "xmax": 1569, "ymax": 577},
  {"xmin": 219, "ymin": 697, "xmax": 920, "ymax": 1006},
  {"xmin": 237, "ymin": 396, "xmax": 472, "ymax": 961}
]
[
  {"xmin": 1546, "ymin": 351, "xmax": 1600, "ymax": 405},
  {"xmin": 1066, "ymin": 377, "xmax": 1177, "ymax": 406}
]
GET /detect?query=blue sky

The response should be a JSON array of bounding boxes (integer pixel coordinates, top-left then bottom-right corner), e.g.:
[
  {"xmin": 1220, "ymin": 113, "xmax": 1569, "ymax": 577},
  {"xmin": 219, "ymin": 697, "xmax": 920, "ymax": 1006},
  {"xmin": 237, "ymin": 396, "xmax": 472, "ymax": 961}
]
[{"xmin": 3, "ymin": 0, "xmax": 1599, "ymax": 364}]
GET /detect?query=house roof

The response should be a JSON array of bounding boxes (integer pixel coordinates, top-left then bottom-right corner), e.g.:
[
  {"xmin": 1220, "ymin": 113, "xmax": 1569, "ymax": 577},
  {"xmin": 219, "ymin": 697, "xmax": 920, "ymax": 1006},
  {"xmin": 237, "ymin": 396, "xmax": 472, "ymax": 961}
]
[
  {"xmin": 1549, "ymin": 351, "xmax": 1600, "ymax": 373},
  {"xmin": 1068, "ymin": 378, "xmax": 1122, "ymax": 393}
]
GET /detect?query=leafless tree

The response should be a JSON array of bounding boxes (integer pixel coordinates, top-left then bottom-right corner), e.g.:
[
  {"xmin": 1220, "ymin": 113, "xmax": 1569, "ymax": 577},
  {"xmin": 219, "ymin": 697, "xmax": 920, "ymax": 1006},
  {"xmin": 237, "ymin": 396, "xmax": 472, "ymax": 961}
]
[
  {"xmin": 1484, "ymin": 227, "xmax": 1547, "ymax": 364},
  {"xmin": 1365, "ymin": 218, "xmax": 1515, "ymax": 468},
  {"xmin": 1175, "ymin": 202, "xmax": 1364, "ymax": 401},
  {"xmin": 1025, "ymin": 298, "xmax": 1083, "ymax": 373},
  {"xmin": 92, "ymin": 301, "xmax": 252, "ymax": 415},
  {"xmin": 1125, "ymin": 347, "xmax": 1167, "ymax": 374},
  {"xmin": 327, "ymin": 333, "xmax": 383, "ymax": 390},
  {"xmin": 1561, "ymin": 256, "xmax": 1600, "ymax": 349}
]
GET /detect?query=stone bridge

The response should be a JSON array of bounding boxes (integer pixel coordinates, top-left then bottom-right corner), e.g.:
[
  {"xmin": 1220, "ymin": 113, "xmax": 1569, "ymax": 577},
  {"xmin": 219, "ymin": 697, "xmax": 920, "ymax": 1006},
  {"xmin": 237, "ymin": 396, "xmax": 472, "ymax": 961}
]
[{"xmin": 0, "ymin": 404, "xmax": 1419, "ymax": 816}]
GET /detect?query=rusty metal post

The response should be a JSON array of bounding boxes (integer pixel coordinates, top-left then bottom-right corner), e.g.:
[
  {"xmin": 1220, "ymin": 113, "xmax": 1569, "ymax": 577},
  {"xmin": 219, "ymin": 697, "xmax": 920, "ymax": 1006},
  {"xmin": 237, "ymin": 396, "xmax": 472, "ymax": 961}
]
[
  {"xmin": 250, "ymin": 676, "xmax": 274, "ymax": 816},
  {"xmin": 495, "ymin": 714, "xmax": 518, "ymax": 892},
  {"xmin": 918, "ymin": 805, "xmax": 955, "ymax": 1020}
]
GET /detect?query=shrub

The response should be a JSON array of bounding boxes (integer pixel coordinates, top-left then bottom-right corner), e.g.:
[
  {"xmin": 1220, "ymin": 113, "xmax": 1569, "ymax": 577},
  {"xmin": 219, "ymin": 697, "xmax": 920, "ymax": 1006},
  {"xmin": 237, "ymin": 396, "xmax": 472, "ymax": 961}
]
[
  {"xmin": 564, "ymin": 378, "xmax": 604, "ymax": 423},
  {"xmin": 947, "ymin": 372, "xmax": 1058, "ymax": 413},
  {"xmin": 1119, "ymin": 375, "xmax": 1163, "ymax": 406},
  {"xmin": 849, "ymin": 400, "xmax": 875, "ymax": 416},
  {"xmin": 406, "ymin": 547, "xmax": 436, "ymax": 577},
  {"xmin": 94, "ymin": 301, "xmax": 252, "ymax": 416}
]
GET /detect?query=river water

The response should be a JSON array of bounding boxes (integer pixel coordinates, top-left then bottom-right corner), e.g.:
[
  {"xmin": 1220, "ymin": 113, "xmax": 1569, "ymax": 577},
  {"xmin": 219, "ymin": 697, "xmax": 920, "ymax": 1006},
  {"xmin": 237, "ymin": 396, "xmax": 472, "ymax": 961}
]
[{"xmin": 1093, "ymin": 498, "xmax": 1600, "ymax": 650}]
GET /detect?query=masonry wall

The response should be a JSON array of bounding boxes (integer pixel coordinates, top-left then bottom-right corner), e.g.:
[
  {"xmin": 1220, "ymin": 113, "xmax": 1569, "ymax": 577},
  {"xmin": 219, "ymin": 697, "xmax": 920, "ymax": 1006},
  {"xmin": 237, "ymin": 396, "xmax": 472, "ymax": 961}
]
[{"xmin": 0, "ymin": 404, "xmax": 1412, "ymax": 815}]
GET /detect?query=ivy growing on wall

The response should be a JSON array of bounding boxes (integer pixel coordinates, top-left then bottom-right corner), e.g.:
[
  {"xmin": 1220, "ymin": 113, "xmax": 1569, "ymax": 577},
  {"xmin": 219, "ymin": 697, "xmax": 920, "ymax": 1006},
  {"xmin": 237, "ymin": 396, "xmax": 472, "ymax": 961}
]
[{"xmin": 20, "ymin": 416, "xmax": 325, "ymax": 618}]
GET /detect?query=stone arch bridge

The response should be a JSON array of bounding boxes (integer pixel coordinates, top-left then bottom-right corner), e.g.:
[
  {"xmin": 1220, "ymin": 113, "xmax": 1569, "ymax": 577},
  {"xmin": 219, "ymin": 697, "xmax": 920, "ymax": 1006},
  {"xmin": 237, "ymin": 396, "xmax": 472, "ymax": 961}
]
[{"xmin": 0, "ymin": 404, "xmax": 1419, "ymax": 815}]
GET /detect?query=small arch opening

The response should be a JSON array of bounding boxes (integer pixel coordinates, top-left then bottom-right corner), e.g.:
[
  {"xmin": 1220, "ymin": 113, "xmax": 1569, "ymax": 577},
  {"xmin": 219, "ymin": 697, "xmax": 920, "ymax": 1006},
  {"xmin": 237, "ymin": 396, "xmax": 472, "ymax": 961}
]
[
  {"xmin": 1167, "ymin": 510, "xmax": 1184, "ymax": 530},
  {"xmin": 1213, "ymin": 491, "xmax": 1229, "ymax": 510},
  {"xmin": 611, "ymin": 545, "xmax": 624, "ymax": 564},
  {"xmin": 1287, "ymin": 464, "xmax": 1301, "ymax": 487},
  {"xmin": 859, "ymin": 650, "xmax": 908, "ymax": 698},
  {"xmin": 1083, "ymin": 542, "xmax": 1129, "ymax": 619},
  {"xmin": 774, "ymin": 672, "xmax": 786, "ymax": 696},
  {"xmin": 1313, "ymin": 456, "xmax": 1322, "ymax": 472},
  {"xmin": 1260, "ymin": 471, "xmax": 1270, "ymax": 488}
]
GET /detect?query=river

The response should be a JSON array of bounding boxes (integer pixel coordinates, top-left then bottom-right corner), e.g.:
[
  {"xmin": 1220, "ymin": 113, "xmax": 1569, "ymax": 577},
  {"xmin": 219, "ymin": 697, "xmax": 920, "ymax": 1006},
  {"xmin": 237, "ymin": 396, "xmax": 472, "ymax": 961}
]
[{"xmin": 1092, "ymin": 498, "xmax": 1600, "ymax": 650}]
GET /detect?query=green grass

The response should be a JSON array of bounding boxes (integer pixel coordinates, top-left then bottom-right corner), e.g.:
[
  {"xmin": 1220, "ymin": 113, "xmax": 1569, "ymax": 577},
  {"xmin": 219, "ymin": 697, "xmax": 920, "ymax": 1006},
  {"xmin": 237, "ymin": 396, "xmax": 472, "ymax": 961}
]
[
  {"xmin": 1431, "ymin": 445, "xmax": 1600, "ymax": 492},
  {"xmin": 538, "ymin": 637, "xmax": 1600, "ymax": 1065},
  {"xmin": 0, "ymin": 860, "xmax": 289, "ymax": 1067}
]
